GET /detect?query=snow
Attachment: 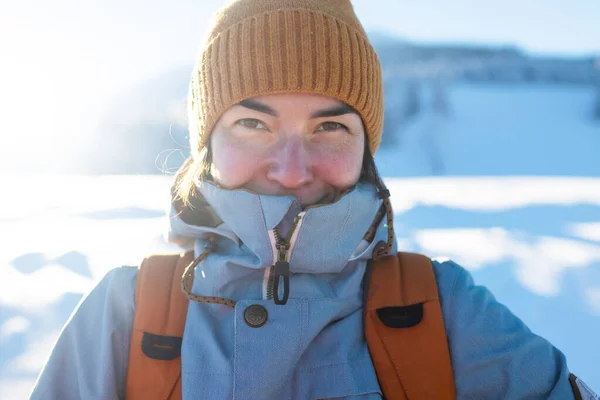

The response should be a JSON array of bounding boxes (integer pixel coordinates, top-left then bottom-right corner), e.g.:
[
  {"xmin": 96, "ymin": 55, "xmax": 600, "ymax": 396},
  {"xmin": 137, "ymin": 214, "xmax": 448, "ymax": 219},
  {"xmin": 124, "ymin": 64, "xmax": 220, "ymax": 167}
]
[
  {"xmin": 376, "ymin": 84, "xmax": 599, "ymax": 176},
  {"xmin": 2, "ymin": 83, "xmax": 600, "ymax": 398}
]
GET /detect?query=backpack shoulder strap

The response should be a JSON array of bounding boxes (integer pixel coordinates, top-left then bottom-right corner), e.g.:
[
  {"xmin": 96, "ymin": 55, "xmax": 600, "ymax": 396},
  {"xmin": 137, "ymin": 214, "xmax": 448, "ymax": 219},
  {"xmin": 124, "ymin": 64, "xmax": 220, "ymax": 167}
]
[
  {"xmin": 364, "ymin": 252, "xmax": 456, "ymax": 400},
  {"xmin": 125, "ymin": 251, "xmax": 193, "ymax": 400}
]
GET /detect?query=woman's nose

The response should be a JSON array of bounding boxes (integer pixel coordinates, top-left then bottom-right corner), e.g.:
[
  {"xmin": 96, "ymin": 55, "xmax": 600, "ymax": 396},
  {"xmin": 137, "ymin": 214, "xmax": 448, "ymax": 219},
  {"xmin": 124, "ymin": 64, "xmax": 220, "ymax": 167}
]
[{"xmin": 266, "ymin": 137, "xmax": 314, "ymax": 189}]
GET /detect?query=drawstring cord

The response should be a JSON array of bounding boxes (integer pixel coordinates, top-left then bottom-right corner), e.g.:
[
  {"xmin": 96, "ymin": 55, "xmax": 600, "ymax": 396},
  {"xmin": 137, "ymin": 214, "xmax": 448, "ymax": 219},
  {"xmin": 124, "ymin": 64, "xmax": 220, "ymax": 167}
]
[
  {"xmin": 181, "ymin": 238, "xmax": 237, "ymax": 308},
  {"xmin": 372, "ymin": 187, "xmax": 395, "ymax": 259},
  {"xmin": 359, "ymin": 186, "xmax": 395, "ymax": 259}
]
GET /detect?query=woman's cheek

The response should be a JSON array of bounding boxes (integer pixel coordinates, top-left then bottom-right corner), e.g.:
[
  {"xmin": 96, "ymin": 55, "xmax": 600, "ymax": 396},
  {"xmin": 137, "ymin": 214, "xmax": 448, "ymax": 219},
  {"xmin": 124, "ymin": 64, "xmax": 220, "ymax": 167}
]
[
  {"xmin": 311, "ymin": 136, "xmax": 364, "ymax": 187},
  {"xmin": 212, "ymin": 145, "xmax": 265, "ymax": 189},
  {"xmin": 314, "ymin": 151, "xmax": 362, "ymax": 187}
]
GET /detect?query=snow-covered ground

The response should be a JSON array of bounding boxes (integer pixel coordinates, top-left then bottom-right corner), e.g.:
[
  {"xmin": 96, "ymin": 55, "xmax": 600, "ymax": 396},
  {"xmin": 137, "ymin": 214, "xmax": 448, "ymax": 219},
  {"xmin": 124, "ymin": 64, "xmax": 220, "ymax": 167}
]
[
  {"xmin": 1, "ymin": 176, "xmax": 599, "ymax": 398},
  {"xmin": 1, "ymin": 83, "xmax": 599, "ymax": 398}
]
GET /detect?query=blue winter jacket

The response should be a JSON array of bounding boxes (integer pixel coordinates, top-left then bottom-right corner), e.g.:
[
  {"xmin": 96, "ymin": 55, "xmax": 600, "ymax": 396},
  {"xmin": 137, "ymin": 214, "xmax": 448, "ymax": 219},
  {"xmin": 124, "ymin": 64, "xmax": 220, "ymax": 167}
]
[{"xmin": 30, "ymin": 182, "xmax": 576, "ymax": 399}]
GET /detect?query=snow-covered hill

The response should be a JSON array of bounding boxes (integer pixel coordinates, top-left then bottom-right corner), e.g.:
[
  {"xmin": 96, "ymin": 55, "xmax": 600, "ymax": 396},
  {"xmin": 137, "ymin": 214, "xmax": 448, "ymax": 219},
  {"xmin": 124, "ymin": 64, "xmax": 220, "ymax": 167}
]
[{"xmin": 377, "ymin": 83, "xmax": 600, "ymax": 176}]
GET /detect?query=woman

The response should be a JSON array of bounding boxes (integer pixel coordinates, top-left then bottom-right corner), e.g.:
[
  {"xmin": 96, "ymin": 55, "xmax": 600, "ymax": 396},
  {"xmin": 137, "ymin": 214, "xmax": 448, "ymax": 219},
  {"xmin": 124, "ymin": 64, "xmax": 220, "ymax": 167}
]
[{"xmin": 30, "ymin": 0, "xmax": 589, "ymax": 399}]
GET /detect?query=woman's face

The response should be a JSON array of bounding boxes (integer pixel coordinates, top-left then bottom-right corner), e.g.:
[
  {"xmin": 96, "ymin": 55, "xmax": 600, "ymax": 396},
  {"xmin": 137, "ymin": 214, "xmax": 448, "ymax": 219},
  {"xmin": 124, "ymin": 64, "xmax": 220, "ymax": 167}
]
[{"xmin": 210, "ymin": 93, "xmax": 365, "ymax": 207}]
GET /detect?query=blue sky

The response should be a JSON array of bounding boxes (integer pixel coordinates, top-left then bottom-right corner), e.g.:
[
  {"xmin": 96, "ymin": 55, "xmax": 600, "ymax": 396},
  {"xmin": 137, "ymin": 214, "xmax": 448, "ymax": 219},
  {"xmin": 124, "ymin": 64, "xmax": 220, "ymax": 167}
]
[
  {"xmin": 3, "ymin": 0, "xmax": 599, "ymax": 91},
  {"xmin": 354, "ymin": 0, "xmax": 600, "ymax": 56},
  {"xmin": 2, "ymin": 0, "xmax": 599, "ymax": 95}
]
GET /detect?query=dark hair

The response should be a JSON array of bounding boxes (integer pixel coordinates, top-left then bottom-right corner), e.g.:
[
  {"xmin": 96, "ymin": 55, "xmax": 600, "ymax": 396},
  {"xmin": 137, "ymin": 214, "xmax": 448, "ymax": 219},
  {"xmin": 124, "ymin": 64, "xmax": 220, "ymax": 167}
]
[{"xmin": 359, "ymin": 137, "xmax": 386, "ymax": 192}]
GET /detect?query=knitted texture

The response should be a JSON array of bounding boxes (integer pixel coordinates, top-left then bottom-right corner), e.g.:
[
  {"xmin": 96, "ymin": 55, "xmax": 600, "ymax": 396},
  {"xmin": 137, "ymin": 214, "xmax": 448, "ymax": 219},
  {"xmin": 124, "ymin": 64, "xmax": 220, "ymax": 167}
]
[{"xmin": 188, "ymin": 0, "xmax": 384, "ymax": 156}]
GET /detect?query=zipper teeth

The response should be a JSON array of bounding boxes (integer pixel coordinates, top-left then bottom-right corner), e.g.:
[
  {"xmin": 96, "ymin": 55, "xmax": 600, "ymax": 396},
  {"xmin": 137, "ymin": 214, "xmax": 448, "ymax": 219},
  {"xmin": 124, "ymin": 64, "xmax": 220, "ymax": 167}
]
[
  {"xmin": 266, "ymin": 226, "xmax": 285, "ymax": 300},
  {"xmin": 265, "ymin": 212, "xmax": 306, "ymax": 301},
  {"xmin": 286, "ymin": 212, "xmax": 305, "ymax": 258},
  {"xmin": 265, "ymin": 265, "xmax": 275, "ymax": 300},
  {"xmin": 273, "ymin": 227, "xmax": 285, "ymax": 247}
]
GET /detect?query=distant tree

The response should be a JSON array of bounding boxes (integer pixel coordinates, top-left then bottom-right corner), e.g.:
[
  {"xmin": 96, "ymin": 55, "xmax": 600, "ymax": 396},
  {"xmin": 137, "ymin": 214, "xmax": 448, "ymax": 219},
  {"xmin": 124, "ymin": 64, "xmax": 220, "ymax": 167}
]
[
  {"xmin": 403, "ymin": 80, "xmax": 420, "ymax": 119},
  {"xmin": 523, "ymin": 66, "xmax": 536, "ymax": 82},
  {"xmin": 433, "ymin": 79, "xmax": 450, "ymax": 116},
  {"xmin": 595, "ymin": 58, "xmax": 600, "ymax": 120},
  {"xmin": 379, "ymin": 77, "xmax": 403, "ymax": 149},
  {"xmin": 594, "ymin": 84, "xmax": 600, "ymax": 120}
]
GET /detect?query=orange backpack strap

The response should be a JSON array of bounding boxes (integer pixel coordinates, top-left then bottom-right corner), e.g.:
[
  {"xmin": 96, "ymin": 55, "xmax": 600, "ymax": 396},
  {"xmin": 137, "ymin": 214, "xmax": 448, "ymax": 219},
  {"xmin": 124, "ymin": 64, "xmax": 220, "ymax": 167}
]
[
  {"xmin": 364, "ymin": 252, "xmax": 456, "ymax": 400},
  {"xmin": 125, "ymin": 252, "xmax": 193, "ymax": 400}
]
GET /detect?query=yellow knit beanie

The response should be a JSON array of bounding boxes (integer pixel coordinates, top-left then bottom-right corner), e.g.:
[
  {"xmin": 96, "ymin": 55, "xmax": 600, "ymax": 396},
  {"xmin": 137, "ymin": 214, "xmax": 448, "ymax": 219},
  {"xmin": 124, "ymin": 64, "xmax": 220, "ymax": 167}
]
[{"xmin": 188, "ymin": 0, "xmax": 384, "ymax": 157}]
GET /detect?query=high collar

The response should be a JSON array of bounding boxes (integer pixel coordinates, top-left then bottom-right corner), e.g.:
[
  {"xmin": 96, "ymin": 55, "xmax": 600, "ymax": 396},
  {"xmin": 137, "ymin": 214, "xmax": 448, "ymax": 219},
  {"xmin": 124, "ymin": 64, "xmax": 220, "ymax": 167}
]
[{"xmin": 167, "ymin": 181, "xmax": 390, "ymax": 275}]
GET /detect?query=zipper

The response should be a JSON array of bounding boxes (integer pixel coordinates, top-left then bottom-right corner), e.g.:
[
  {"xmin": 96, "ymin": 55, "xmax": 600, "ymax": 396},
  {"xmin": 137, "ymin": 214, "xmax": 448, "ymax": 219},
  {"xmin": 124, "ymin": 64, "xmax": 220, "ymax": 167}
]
[{"xmin": 266, "ymin": 212, "xmax": 305, "ymax": 305}]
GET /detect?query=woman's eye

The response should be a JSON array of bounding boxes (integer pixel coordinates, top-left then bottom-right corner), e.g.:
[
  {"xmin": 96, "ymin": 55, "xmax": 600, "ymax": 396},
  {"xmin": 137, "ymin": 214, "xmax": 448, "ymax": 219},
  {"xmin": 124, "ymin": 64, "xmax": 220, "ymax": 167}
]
[
  {"xmin": 315, "ymin": 122, "xmax": 347, "ymax": 132},
  {"xmin": 236, "ymin": 118, "xmax": 268, "ymax": 130}
]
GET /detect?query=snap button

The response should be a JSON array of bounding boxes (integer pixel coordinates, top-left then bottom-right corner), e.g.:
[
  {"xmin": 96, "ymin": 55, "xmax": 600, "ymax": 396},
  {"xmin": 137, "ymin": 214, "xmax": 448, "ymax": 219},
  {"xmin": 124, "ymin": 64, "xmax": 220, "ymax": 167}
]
[{"xmin": 244, "ymin": 304, "xmax": 268, "ymax": 328}]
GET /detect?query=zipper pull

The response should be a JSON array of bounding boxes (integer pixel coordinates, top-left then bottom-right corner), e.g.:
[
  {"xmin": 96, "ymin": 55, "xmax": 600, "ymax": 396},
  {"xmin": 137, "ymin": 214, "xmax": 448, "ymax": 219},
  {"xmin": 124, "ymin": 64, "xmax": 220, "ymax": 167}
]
[
  {"xmin": 273, "ymin": 261, "xmax": 290, "ymax": 305},
  {"xmin": 273, "ymin": 244, "xmax": 290, "ymax": 305}
]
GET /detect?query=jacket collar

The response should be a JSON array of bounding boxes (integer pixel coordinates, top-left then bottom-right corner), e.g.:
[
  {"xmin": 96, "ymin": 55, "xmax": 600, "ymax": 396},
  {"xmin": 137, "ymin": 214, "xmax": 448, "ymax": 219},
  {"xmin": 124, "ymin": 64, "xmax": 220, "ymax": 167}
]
[{"xmin": 167, "ymin": 180, "xmax": 389, "ymax": 274}]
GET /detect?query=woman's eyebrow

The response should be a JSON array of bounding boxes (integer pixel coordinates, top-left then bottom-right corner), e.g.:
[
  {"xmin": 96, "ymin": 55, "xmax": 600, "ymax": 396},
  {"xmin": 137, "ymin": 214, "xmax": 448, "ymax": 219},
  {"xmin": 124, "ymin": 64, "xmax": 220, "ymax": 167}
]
[
  {"xmin": 238, "ymin": 99, "xmax": 278, "ymax": 117},
  {"xmin": 310, "ymin": 104, "xmax": 357, "ymax": 119}
]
